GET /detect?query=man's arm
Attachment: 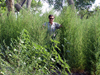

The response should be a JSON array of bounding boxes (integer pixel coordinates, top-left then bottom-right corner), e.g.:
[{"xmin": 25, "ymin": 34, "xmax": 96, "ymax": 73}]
[
  {"xmin": 56, "ymin": 23, "xmax": 62, "ymax": 29},
  {"xmin": 58, "ymin": 24, "xmax": 62, "ymax": 29}
]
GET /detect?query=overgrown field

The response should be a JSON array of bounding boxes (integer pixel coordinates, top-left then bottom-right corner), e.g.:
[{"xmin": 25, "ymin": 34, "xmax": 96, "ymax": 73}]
[{"xmin": 0, "ymin": 7, "xmax": 100, "ymax": 75}]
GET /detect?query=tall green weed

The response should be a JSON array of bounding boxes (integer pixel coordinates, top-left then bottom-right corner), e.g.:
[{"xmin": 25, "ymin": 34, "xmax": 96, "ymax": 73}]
[
  {"xmin": 58, "ymin": 7, "xmax": 100, "ymax": 74},
  {"xmin": 0, "ymin": 29, "xmax": 70, "ymax": 75}
]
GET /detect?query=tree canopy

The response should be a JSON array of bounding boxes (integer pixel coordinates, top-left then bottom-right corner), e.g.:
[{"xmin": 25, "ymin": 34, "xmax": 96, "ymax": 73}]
[
  {"xmin": 0, "ymin": 0, "xmax": 6, "ymax": 14},
  {"xmin": 0, "ymin": 0, "xmax": 96, "ymax": 16},
  {"xmin": 46, "ymin": 0, "xmax": 95, "ymax": 10},
  {"xmin": 0, "ymin": 0, "xmax": 42, "ymax": 14},
  {"xmin": 74, "ymin": 0, "xmax": 95, "ymax": 10}
]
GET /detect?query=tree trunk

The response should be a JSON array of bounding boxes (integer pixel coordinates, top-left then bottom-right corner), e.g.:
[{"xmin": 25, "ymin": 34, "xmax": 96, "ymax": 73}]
[
  {"xmin": 20, "ymin": 0, "xmax": 27, "ymax": 6},
  {"xmin": 5, "ymin": 0, "xmax": 14, "ymax": 13},
  {"xmin": 67, "ymin": 0, "xmax": 74, "ymax": 9},
  {"xmin": 15, "ymin": 0, "xmax": 32, "ymax": 12},
  {"xmin": 16, "ymin": 0, "xmax": 26, "ymax": 5},
  {"xmin": 67, "ymin": 0, "xmax": 74, "ymax": 5},
  {"xmin": 26, "ymin": 0, "xmax": 32, "ymax": 9}
]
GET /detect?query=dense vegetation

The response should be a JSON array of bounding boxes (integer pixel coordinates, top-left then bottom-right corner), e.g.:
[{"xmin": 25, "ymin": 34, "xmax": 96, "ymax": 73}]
[{"xmin": 0, "ymin": 7, "xmax": 100, "ymax": 75}]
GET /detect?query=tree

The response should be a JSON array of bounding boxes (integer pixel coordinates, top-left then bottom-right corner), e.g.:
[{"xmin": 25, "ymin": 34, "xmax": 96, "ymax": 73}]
[
  {"xmin": 20, "ymin": 0, "xmax": 32, "ymax": 9},
  {"xmin": 15, "ymin": 0, "xmax": 32, "ymax": 11},
  {"xmin": 0, "ymin": 0, "xmax": 6, "ymax": 14},
  {"xmin": 74, "ymin": 0, "xmax": 95, "ymax": 10},
  {"xmin": 15, "ymin": 0, "xmax": 42, "ymax": 12},
  {"xmin": 67, "ymin": 0, "xmax": 74, "ymax": 5},
  {"xmin": 46, "ymin": 0, "xmax": 95, "ymax": 10},
  {"xmin": 47, "ymin": 0, "xmax": 66, "ymax": 10},
  {"xmin": 67, "ymin": 0, "xmax": 75, "ymax": 9},
  {"xmin": 5, "ymin": 0, "xmax": 14, "ymax": 13}
]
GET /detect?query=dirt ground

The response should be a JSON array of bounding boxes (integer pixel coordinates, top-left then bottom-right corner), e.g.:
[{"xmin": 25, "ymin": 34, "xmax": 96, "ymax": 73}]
[{"xmin": 52, "ymin": 69, "xmax": 91, "ymax": 75}]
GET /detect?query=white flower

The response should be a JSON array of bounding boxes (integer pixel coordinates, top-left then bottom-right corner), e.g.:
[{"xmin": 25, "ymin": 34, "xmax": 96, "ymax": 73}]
[
  {"xmin": 20, "ymin": 39, "xmax": 24, "ymax": 43},
  {"xmin": 1, "ymin": 71, "xmax": 4, "ymax": 74},
  {"xmin": 51, "ymin": 58, "xmax": 55, "ymax": 62},
  {"xmin": 23, "ymin": 62, "xmax": 26, "ymax": 65},
  {"xmin": 14, "ymin": 48, "xmax": 17, "ymax": 51},
  {"xmin": 9, "ymin": 54, "xmax": 12, "ymax": 56},
  {"xmin": 38, "ymin": 57, "xmax": 41, "ymax": 61}
]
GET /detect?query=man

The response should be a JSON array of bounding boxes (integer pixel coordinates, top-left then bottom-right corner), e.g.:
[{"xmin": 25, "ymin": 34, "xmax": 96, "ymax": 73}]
[
  {"xmin": 43, "ymin": 15, "xmax": 62, "ymax": 69},
  {"xmin": 43, "ymin": 14, "xmax": 62, "ymax": 39}
]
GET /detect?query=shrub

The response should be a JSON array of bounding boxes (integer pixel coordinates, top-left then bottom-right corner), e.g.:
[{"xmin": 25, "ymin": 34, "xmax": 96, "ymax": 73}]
[{"xmin": 0, "ymin": 29, "xmax": 70, "ymax": 75}]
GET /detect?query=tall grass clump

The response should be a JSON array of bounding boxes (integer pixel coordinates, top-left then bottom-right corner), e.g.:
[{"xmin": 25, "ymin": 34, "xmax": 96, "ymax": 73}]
[
  {"xmin": 57, "ymin": 6, "xmax": 100, "ymax": 74},
  {"xmin": 91, "ymin": 11, "xmax": 100, "ymax": 75},
  {"xmin": 57, "ymin": 7, "xmax": 85, "ymax": 72},
  {"xmin": 81, "ymin": 18, "xmax": 96, "ymax": 74},
  {"xmin": 79, "ymin": 11, "xmax": 100, "ymax": 74},
  {"xmin": 0, "ymin": 10, "xmax": 71, "ymax": 74},
  {"xmin": 0, "ymin": 11, "xmax": 47, "ymax": 46}
]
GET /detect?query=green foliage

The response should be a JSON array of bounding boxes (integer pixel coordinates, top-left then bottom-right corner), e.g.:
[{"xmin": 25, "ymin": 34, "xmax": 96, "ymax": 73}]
[
  {"xmin": 58, "ymin": 7, "xmax": 85, "ymax": 71},
  {"xmin": 0, "ymin": 29, "xmax": 70, "ymax": 75},
  {"xmin": 0, "ymin": 0, "xmax": 6, "ymax": 14},
  {"xmin": 31, "ymin": 0, "xmax": 42, "ymax": 8},
  {"xmin": 47, "ymin": 0, "xmax": 64, "ymax": 10},
  {"xmin": 1, "ymin": 6, "xmax": 100, "ymax": 74},
  {"xmin": 57, "ymin": 7, "xmax": 100, "ymax": 74},
  {"xmin": 29, "ymin": 0, "xmax": 43, "ymax": 12},
  {"xmin": 74, "ymin": 0, "xmax": 95, "ymax": 10},
  {"xmin": 95, "ymin": 50, "xmax": 100, "ymax": 75},
  {"xmin": 0, "ymin": 0, "xmax": 6, "ymax": 7},
  {"xmin": 46, "ymin": 0, "xmax": 95, "ymax": 11}
]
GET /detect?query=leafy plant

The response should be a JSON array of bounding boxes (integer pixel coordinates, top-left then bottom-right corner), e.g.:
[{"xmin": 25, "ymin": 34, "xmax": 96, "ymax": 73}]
[
  {"xmin": 0, "ymin": 29, "xmax": 70, "ymax": 75},
  {"xmin": 0, "ymin": 0, "xmax": 6, "ymax": 14}
]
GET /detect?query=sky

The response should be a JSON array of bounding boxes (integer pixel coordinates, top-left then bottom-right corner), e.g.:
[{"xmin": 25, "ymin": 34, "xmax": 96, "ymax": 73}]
[
  {"xmin": 41, "ymin": 1, "xmax": 52, "ymax": 13},
  {"xmin": 92, "ymin": 0, "xmax": 100, "ymax": 9},
  {"xmin": 94, "ymin": 0, "xmax": 100, "ymax": 5}
]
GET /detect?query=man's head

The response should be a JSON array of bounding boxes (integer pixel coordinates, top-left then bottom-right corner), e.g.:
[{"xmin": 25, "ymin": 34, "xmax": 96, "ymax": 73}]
[{"xmin": 48, "ymin": 15, "xmax": 55, "ymax": 24}]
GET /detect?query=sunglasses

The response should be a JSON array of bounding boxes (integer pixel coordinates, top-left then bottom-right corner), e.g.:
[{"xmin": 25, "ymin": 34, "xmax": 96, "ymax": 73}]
[{"xmin": 49, "ymin": 18, "xmax": 54, "ymax": 19}]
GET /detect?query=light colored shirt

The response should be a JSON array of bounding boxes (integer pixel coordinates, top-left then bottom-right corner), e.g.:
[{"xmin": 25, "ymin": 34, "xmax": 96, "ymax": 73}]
[{"xmin": 43, "ymin": 22, "xmax": 60, "ymax": 36}]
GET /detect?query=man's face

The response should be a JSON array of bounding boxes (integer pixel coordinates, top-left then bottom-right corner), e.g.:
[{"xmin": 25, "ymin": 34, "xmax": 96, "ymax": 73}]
[{"xmin": 49, "ymin": 16, "xmax": 54, "ymax": 23}]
